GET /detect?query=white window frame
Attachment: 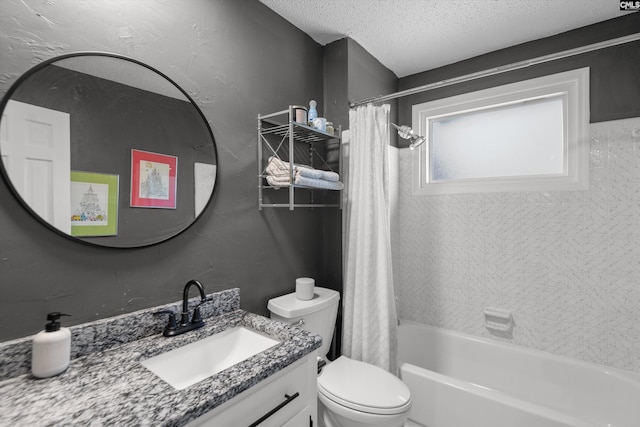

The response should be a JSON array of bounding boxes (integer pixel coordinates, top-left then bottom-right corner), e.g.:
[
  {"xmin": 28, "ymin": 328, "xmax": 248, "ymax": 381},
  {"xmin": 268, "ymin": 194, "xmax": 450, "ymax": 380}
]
[{"xmin": 411, "ymin": 67, "xmax": 590, "ymax": 195}]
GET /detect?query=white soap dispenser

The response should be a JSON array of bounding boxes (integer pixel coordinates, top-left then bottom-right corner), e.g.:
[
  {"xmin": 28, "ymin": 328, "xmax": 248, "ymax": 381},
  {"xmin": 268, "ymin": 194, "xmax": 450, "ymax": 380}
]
[{"xmin": 31, "ymin": 312, "xmax": 71, "ymax": 378}]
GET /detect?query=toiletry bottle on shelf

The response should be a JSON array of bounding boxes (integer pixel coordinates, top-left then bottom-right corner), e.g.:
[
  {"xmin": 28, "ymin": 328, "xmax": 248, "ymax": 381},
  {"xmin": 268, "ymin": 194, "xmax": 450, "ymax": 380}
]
[
  {"xmin": 32, "ymin": 312, "xmax": 71, "ymax": 378},
  {"xmin": 307, "ymin": 100, "xmax": 318, "ymax": 125},
  {"xmin": 326, "ymin": 121, "xmax": 334, "ymax": 135}
]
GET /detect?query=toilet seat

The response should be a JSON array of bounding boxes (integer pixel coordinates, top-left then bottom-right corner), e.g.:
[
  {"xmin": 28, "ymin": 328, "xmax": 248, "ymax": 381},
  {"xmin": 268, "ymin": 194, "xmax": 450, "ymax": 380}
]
[{"xmin": 317, "ymin": 356, "xmax": 411, "ymax": 416}]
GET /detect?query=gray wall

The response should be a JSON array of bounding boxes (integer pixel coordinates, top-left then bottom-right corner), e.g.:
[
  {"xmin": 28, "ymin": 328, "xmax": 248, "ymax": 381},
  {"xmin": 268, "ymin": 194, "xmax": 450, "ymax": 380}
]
[
  {"xmin": 324, "ymin": 38, "xmax": 398, "ymax": 144},
  {"xmin": 0, "ymin": 0, "xmax": 337, "ymax": 341},
  {"xmin": 398, "ymin": 14, "xmax": 640, "ymax": 126}
]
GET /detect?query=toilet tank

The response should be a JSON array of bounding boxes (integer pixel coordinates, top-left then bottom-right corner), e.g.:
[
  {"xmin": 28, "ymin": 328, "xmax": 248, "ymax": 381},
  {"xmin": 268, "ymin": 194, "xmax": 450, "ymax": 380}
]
[{"xmin": 267, "ymin": 287, "xmax": 340, "ymax": 360}]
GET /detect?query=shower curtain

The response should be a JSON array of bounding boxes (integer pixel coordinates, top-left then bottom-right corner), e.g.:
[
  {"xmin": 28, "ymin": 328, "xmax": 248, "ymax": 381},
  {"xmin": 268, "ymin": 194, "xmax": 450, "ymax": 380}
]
[{"xmin": 342, "ymin": 103, "xmax": 397, "ymax": 373}]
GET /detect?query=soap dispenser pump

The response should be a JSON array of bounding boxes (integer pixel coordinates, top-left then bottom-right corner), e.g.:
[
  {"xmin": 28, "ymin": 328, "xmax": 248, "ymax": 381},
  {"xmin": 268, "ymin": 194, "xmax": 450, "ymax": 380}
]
[{"xmin": 32, "ymin": 312, "xmax": 71, "ymax": 378}]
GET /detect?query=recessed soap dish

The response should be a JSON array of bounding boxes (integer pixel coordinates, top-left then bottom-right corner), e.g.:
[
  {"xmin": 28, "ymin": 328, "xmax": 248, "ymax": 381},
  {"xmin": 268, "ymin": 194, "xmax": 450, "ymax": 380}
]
[{"xmin": 483, "ymin": 307, "xmax": 513, "ymax": 332}]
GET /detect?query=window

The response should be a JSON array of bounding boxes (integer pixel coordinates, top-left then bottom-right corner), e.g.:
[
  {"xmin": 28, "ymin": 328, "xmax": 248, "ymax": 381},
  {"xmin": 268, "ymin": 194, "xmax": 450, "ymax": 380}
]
[{"xmin": 411, "ymin": 68, "xmax": 589, "ymax": 195}]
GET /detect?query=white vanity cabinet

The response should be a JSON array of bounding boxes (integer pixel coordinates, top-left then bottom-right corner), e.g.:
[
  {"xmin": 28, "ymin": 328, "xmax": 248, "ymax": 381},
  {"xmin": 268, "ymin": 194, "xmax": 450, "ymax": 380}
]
[{"xmin": 184, "ymin": 351, "xmax": 317, "ymax": 427}]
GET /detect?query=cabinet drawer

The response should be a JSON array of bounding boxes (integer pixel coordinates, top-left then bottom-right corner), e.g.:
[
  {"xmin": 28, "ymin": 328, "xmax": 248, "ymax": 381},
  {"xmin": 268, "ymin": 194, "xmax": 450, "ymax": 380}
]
[
  {"xmin": 282, "ymin": 407, "xmax": 311, "ymax": 427},
  {"xmin": 185, "ymin": 356, "xmax": 312, "ymax": 427}
]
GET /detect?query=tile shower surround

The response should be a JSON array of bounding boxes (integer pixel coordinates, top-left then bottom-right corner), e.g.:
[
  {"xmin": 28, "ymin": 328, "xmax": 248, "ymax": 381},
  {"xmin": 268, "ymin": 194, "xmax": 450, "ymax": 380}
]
[{"xmin": 393, "ymin": 117, "xmax": 640, "ymax": 373}]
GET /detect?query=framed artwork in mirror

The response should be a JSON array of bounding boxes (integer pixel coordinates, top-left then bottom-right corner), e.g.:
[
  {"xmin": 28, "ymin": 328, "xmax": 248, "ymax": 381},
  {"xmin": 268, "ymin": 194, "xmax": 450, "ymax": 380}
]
[
  {"xmin": 130, "ymin": 149, "xmax": 177, "ymax": 209},
  {"xmin": 70, "ymin": 171, "xmax": 119, "ymax": 237}
]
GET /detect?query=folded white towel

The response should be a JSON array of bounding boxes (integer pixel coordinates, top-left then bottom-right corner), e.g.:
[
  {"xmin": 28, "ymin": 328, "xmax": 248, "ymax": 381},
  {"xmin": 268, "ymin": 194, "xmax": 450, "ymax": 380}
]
[
  {"xmin": 267, "ymin": 157, "xmax": 340, "ymax": 182},
  {"xmin": 266, "ymin": 174, "xmax": 344, "ymax": 190},
  {"xmin": 318, "ymin": 169, "xmax": 340, "ymax": 182}
]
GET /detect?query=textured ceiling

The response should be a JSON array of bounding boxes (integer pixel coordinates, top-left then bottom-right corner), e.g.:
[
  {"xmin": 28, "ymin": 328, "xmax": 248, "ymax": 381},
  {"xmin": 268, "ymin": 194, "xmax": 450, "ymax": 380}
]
[{"xmin": 259, "ymin": 0, "xmax": 631, "ymax": 78}]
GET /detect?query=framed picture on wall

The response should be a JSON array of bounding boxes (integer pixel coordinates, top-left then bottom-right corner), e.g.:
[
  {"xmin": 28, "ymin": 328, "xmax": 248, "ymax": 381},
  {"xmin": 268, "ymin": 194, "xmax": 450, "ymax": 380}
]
[
  {"xmin": 70, "ymin": 171, "xmax": 119, "ymax": 237},
  {"xmin": 130, "ymin": 149, "xmax": 178, "ymax": 209}
]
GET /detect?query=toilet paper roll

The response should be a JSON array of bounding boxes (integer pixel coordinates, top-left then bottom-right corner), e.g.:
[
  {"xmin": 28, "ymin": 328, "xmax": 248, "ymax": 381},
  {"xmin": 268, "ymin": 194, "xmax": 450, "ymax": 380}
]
[{"xmin": 296, "ymin": 277, "xmax": 315, "ymax": 300}]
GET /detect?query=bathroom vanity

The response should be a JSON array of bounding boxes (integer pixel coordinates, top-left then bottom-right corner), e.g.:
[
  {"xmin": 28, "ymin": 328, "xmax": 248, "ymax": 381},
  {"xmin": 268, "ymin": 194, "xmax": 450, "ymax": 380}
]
[
  {"xmin": 0, "ymin": 288, "xmax": 321, "ymax": 426},
  {"xmin": 186, "ymin": 355, "xmax": 315, "ymax": 426}
]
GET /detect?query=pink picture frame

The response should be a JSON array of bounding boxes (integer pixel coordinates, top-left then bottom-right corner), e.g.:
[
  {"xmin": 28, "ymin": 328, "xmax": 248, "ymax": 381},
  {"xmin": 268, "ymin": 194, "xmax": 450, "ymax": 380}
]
[{"xmin": 130, "ymin": 149, "xmax": 177, "ymax": 209}]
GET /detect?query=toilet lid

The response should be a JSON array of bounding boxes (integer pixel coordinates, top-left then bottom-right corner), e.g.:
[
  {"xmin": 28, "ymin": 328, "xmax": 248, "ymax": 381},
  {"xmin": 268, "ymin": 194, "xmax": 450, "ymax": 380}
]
[{"xmin": 317, "ymin": 356, "xmax": 411, "ymax": 415}]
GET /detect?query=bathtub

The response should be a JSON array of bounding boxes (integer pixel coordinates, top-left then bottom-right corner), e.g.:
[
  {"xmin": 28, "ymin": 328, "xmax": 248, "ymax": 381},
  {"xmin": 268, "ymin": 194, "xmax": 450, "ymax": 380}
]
[{"xmin": 397, "ymin": 320, "xmax": 640, "ymax": 427}]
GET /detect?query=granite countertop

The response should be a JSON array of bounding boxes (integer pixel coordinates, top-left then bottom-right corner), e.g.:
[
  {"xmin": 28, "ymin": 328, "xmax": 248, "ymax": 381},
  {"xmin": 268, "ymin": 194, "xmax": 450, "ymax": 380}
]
[{"xmin": 0, "ymin": 288, "xmax": 322, "ymax": 426}]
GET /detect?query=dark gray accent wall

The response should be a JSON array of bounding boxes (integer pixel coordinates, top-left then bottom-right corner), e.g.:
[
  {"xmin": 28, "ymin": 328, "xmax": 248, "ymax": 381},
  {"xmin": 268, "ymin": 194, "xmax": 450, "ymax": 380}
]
[
  {"xmin": 323, "ymin": 37, "xmax": 399, "ymax": 145},
  {"xmin": 0, "ymin": 0, "xmax": 334, "ymax": 341},
  {"xmin": 346, "ymin": 38, "xmax": 399, "ymax": 113},
  {"xmin": 398, "ymin": 14, "xmax": 640, "ymax": 130},
  {"xmin": 323, "ymin": 38, "xmax": 350, "ymax": 133}
]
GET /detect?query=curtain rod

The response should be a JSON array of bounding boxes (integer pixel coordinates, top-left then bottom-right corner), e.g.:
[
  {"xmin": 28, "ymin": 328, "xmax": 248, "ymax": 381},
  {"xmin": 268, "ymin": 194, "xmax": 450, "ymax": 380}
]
[{"xmin": 350, "ymin": 32, "xmax": 640, "ymax": 108}]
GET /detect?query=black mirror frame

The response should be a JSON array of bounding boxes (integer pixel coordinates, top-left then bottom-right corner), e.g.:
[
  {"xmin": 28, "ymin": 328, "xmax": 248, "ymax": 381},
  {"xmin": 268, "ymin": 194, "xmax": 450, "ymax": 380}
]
[{"xmin": 0, "ymin": 51, "xmax": 219, "ymax": 249}]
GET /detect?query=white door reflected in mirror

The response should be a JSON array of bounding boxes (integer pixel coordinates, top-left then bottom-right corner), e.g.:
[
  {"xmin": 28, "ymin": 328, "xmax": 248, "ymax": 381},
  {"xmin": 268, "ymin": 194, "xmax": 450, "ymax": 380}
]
[{"xmin": 1, "ymin": 100, "xmax": 71, "ymax": 234}]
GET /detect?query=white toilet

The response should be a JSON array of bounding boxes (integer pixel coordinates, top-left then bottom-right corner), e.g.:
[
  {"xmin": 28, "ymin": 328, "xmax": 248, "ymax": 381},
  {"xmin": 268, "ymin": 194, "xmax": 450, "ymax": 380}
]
[{"xmin": 268, "ymin": 287, "xmax": 412, "ymax": 427}]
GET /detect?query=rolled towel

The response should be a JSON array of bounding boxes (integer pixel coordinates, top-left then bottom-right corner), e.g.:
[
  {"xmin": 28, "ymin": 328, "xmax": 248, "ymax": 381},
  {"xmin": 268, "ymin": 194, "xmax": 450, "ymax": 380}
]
[
  {"xmin": 265, "ymin": 161, "xmax": 297, "ymax": 179},
  {"xmin": 267, "ymin": 157, "xmax": 323, "ymax": 179}
]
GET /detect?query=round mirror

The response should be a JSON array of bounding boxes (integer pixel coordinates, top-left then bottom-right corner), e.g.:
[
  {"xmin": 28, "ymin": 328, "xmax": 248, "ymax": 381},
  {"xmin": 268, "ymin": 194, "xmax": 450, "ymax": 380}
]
[{"xmin": 0, "ymin": 52, "xmax": 218, "ymax": 248}]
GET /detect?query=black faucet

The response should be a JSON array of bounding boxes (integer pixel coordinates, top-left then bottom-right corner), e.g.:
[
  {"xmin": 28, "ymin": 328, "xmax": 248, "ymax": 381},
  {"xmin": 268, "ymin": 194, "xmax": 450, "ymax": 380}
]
[{"xmin": 162, "ymin": 279, "xmax": 211, "ymax": 337}]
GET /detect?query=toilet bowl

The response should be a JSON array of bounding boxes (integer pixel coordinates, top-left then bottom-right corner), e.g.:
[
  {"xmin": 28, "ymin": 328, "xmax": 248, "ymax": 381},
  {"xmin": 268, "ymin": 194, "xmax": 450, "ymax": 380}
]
[
  {"xmin": 267, "ymin": 287, "xmax": 412, "ymax": 427},
  {"xmin": 317, "ymin": 356, "xmax": 411, "ymax": 427}
]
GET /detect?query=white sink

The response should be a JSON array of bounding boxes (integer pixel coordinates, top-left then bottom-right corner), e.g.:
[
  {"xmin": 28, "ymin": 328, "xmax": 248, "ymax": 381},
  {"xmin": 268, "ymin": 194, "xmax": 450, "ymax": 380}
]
[{"xmin": 141, "ymin": 326, "xmax": 280, "ymax": 390}]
